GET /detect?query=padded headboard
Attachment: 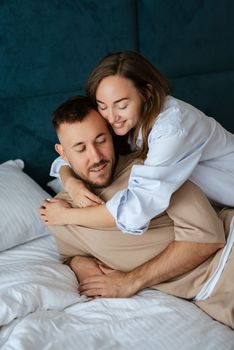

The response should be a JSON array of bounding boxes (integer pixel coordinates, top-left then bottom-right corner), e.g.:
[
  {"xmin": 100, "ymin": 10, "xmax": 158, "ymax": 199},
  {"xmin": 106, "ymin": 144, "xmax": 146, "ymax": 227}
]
[{"xmin": 0, "ymin": 0, "xmax": 233, "ymax": 189}]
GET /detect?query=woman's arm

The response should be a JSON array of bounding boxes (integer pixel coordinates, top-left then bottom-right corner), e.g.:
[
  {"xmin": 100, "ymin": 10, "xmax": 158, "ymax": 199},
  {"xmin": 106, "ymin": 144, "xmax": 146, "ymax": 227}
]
[
  {"xmin": 50, "ymin": 156, "xmax": 103, "ymax": 207},
  {"xmin": 40, "ymin": 198, "xmax": 115, "ymax": 227},
  {"xmin": 60, "ymin": 165, "xmax": 77, "ymax": 188},
  {"xmin": 60, "ymin": 166, "xmax": 103, "ymax": 207}
]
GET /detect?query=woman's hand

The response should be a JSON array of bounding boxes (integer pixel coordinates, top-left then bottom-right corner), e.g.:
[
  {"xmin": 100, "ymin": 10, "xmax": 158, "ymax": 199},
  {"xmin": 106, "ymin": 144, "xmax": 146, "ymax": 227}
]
[
  {"xmin": 64, "ymin": 176, "xmax": 104, "ymax": 208},
  {"xmin": 40, "ymin": 198, "xmax": 71, "ymax": 225}
]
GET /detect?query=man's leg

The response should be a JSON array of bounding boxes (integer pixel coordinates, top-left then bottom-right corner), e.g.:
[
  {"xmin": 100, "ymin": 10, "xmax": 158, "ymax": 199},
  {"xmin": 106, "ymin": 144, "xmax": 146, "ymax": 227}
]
[
  {"xmin": 167, "ymin": 181, "xmax": 225, "ymax": 244},
  {"xmin": 151, "ymin": 180, "xmax": 225, "ymax": 299},
  {"xmin": 195, "ymin": 208, "xmax": 234, "ymax": 329}
]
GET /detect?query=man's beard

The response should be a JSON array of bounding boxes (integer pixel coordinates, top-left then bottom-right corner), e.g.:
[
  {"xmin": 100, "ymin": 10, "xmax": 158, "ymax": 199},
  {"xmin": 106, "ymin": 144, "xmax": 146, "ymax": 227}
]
[{"xmin": 76, "ymin": 159, "xmax": 117, "ymax": 189}]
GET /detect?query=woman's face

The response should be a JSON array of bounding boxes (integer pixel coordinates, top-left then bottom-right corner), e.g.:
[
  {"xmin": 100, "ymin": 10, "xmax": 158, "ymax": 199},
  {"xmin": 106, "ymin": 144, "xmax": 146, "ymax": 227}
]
[{"xmin": 96, "ymin": 75, "xmax": 143, "ymax": 136}]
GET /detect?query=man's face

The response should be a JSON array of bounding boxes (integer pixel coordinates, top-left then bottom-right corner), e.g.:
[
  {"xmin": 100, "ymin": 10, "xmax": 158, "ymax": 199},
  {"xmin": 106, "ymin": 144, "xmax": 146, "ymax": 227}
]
[{"xmin": 56, "ymin": 110, "xmax": 116, "ymax": 188}]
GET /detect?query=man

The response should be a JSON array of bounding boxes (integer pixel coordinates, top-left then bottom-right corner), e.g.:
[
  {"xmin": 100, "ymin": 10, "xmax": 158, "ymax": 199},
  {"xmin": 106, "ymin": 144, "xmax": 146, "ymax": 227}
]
[{"xmin": 40, "ymin": 96, "xmax": 234, "ymax": 329}]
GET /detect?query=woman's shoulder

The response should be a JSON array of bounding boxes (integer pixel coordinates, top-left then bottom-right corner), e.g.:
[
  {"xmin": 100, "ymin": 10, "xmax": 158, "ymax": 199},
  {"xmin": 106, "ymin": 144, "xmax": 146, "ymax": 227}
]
[
  {"xmin": 158, "ymin": 95, "xmax": 198, "ymax": 121},
  {"xmin": 149, "ymin": 96, "xmax": 184, "ymax": 140},
  {"xmin": 149, "ymin": 96, "xmax": 211, "ymax": 142}
]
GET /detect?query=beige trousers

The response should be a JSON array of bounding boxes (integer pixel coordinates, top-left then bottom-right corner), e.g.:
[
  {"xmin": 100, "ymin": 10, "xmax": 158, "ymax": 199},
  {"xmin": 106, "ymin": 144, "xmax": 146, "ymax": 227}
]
[{"xmin": 195, "ymin": 208, "xmax": 234, "ymax": 329}]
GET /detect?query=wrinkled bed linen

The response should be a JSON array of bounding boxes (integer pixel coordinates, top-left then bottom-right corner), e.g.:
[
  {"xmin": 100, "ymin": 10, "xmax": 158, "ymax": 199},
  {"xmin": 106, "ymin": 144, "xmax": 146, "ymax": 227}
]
[{"xmin": 0, "ymin": 234, "xmax": 233, "ymax": 350}]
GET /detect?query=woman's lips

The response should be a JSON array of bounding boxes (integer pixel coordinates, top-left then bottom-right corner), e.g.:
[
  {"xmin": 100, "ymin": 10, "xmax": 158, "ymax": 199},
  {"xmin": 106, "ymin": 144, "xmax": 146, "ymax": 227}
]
[{"xmin": 112, "ymin": 120, "xmax": 125, "ymax": 129}]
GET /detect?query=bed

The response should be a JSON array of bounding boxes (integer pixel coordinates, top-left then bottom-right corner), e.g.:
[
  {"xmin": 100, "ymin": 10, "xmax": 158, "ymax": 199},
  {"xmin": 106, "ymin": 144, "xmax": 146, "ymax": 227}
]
[{"xmin": 0, "ymin": 159, "xmax": 234, "ymax": 350}]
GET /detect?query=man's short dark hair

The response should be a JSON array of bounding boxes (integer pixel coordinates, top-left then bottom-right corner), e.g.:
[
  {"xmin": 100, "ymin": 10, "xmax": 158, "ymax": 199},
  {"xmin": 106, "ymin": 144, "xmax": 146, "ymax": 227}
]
[{"xmin": 52, "ymin": 95, "xmax": 95, "ymax": 130}]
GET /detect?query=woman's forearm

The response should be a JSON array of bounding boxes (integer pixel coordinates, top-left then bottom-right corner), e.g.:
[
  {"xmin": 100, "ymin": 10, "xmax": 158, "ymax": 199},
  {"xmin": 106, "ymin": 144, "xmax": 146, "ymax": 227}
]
[
  {"xmin": 62, "ymin": 204, "xmax": 116, "ymax": 227},
  {"xmin": 60, "ymin": 165, "xmax": 79, "ymax": 189}
]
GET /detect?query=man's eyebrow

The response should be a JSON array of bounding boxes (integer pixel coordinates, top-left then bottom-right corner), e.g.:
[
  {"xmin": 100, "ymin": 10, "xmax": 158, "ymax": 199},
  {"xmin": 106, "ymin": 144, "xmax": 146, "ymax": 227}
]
[
  {"xmin": 96, "ymin": 97, "xmax": 129, "ymax": 104},
  {"xmin": 72, "ymin": 141, "xmax": 84, "ymax": 148},
  {"xmin": 95, "ymin": 132, "xmax": 107, "ymax": 139},
  {"xmin": 71, "ymin": 133, "xmax": 107, "ymax": 148}
]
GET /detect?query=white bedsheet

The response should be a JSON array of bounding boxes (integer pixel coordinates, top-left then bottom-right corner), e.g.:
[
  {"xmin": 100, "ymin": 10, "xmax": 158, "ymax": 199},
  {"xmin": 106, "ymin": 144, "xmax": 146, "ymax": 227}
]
[{"xmin": 0, "ymin": 233, "xmax": 234, "ymax": 350}]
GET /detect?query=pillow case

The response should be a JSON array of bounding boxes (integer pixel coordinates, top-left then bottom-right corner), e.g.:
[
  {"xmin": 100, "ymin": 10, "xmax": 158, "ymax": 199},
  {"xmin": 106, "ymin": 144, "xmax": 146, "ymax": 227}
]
[
  {"xmin": 0, "ymin": 159, "xmax": 51, "ymax": 251},
  {"xmin": 47, "ymin": 178, "xmax": 63, "ymax": 193}
]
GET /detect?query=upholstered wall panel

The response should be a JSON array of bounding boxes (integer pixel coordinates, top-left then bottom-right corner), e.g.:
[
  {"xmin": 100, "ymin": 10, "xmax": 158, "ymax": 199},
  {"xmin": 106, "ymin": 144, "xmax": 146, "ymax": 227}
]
[
  {"xmin": 137, "ymin": 0, "xmax": 234, "ymax": 130},
  {"xmin": 1, "ymin": 93, "xmax": 73, "ymax": 185},
  {"xmin": 0, "ymin": 0, "xmax": 137, "ymax": 97},
  {"xmin": 170, "ymin": 72, "xmax": 234, "ymax": 132}
]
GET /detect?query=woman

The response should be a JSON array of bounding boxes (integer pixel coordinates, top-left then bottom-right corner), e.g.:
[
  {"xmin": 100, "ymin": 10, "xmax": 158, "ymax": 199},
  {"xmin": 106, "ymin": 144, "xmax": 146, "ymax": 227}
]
[{"xmin": 49, "ymin": 51, "xmax": 234, "ymax": 234}]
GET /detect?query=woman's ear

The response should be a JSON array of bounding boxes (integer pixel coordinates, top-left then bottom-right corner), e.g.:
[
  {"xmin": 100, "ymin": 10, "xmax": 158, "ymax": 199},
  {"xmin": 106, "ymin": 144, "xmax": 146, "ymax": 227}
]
[{"xmin": 146, "ymin": 84, "xmax": 153, "ymax": 98}]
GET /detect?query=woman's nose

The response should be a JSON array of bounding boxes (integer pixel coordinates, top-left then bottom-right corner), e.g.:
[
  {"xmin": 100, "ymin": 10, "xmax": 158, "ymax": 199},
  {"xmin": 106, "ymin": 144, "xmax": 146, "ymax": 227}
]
[{"xmin": 106, "ymin": 109, "xmax": 117, "ymax": 124}]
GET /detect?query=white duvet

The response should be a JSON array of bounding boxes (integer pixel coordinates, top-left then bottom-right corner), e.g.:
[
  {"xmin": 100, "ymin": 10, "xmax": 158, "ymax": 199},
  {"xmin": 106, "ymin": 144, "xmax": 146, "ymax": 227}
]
[{"xmin": 1, "ymin": 232, "xmax": 234, "ymax": 350}]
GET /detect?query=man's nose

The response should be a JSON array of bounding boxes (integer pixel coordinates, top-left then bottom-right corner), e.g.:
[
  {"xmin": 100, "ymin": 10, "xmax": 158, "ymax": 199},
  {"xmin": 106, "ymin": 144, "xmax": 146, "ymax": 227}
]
[{"xmin": 89, "ymin": 145, "xmax": 102, "ymax": 162}]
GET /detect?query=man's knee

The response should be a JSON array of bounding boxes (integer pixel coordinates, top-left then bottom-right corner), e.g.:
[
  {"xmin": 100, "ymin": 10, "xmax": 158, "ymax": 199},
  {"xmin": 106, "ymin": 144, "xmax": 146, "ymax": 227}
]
[{"xmin": 167, "ymin": 181, "xmax": 225, "ymax": 243}]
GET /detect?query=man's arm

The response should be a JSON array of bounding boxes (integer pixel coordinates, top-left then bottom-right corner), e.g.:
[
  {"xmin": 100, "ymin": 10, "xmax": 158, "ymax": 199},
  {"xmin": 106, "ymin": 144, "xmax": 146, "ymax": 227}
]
[{"xmin": 78, "ymin": 240, "xmax": 224, "ymax": 298}]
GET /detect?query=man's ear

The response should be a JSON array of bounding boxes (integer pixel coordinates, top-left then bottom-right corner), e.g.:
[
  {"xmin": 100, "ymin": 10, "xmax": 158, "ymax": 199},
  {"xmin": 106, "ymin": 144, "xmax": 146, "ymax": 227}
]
[{"xmin": 55, "ymin": 143, "xmax": 67, "ymax": 161}]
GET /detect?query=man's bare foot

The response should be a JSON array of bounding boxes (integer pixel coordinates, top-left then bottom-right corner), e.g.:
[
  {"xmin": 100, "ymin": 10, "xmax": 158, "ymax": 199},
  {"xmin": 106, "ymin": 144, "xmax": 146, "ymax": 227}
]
[{"xmin": 69, "ymin": 256, "xmax": 103, "ymax": 284}]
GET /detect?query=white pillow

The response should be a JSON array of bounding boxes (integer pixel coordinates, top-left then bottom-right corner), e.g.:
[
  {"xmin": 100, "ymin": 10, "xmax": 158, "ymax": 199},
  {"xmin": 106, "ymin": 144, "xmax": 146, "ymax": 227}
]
[
  {"xmin": 0, "ymin": 159, "xmax": 51, "ymax": 251},
  {"xmin": 47, "ymin": 178, "xmax": 63, "ymax": 193}
]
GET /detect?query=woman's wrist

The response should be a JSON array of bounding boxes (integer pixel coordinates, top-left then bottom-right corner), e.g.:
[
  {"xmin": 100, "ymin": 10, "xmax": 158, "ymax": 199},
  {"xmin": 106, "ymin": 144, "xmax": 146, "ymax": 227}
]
[{"xmin": 64, "ymin": 176, "xmax": 82, "ymax": 192}]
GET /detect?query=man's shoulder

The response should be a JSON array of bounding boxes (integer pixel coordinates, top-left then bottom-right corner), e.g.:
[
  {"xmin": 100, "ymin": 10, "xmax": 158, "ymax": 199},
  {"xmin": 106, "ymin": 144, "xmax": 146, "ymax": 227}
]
[
  {"xmin": 98, "ymin": 153, "xmax": 140, "ymax": 202},
  {"xmin": 115, "ymin": 153, "xmax": 140, "ymax": 178}
]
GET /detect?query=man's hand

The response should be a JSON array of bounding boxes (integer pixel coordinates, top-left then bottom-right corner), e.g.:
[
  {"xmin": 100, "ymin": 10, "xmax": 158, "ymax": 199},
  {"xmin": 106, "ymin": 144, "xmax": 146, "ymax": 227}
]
[
  {"xmin": 69, "ymin": 256, "xmax": 104, "ymax": 284},
  {"xmin": 78, "ymin": 269, "xmax": 140, "ymax": 298},
  {"xmin": 40, "ymin": 198, "xmax": 71, "ymax": 225}
]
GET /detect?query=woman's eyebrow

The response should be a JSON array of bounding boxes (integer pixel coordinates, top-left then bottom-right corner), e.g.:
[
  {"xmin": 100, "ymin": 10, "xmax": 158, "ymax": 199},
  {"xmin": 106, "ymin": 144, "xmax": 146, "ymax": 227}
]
[{"xmin": 96, "ymin": 97, "xmax": 129, "ymax": 104}]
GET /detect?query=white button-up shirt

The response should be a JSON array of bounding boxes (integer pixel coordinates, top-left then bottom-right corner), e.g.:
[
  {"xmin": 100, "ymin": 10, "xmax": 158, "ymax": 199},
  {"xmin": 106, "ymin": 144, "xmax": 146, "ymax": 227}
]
[{"xmin": 51, "ymin": 96, "xmax": 234, "ymax": 235}]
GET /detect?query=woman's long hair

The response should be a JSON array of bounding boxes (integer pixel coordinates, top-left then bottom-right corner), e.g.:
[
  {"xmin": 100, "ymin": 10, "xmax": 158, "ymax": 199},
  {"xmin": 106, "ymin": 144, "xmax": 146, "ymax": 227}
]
[{"xmin": 86, "ymin": 51, "xmax": 171, "ymax": 160}]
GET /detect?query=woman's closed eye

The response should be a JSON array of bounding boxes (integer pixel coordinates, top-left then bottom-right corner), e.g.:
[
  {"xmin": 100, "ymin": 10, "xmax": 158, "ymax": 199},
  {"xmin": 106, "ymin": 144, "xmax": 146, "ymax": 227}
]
[{"xmin": 118, "ymin": 104, "xmax": 128, "ymax": 110}]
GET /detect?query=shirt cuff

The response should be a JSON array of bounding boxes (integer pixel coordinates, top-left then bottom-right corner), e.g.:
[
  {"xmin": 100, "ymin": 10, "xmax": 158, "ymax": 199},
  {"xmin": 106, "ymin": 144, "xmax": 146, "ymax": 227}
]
[
  {"xmin": 106, "ymin": 192, "xmax": 149, "ymax": 235},
  {"xmin": 50, "ymin": 156, "xmax": 69, "ymax": 178}
]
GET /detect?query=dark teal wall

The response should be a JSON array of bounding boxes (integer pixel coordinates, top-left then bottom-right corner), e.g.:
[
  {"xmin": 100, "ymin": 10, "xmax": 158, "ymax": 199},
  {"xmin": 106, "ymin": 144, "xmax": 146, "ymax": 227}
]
[
  {"xmin": 0, "ymin": 0, "xmax": 233, "ymax": 187},
  {"xmin": 138, "ymin": 0, "xmax": 234, "ymax": 131}
]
